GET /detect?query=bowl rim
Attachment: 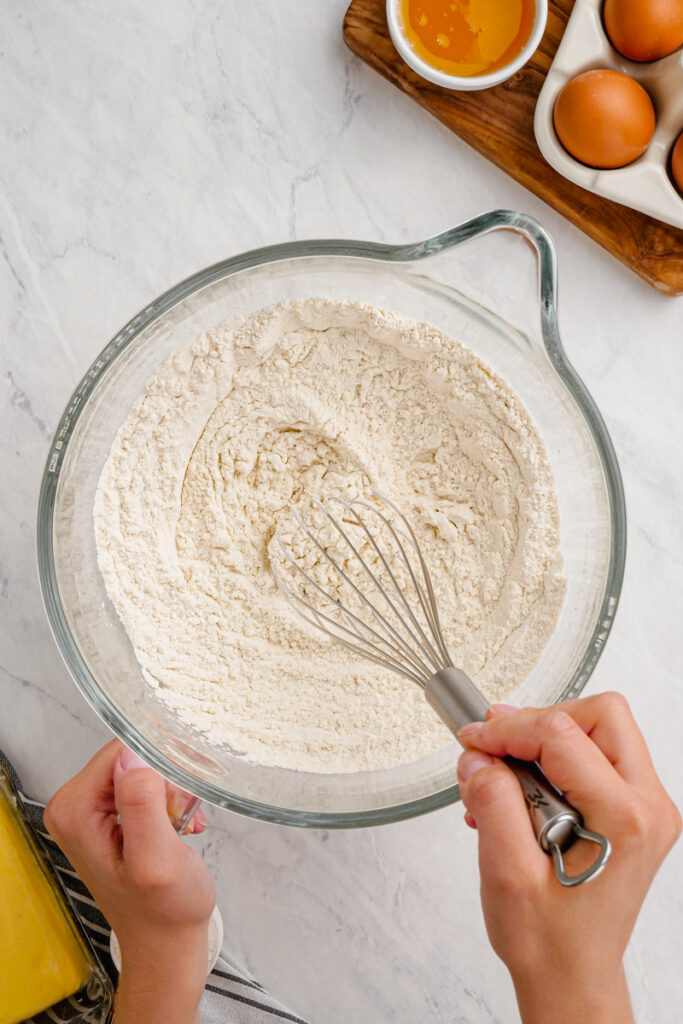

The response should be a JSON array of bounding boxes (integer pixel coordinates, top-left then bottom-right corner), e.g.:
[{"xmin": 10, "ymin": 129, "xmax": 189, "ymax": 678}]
[
  {"xmin": 36, "ymin": 209, "xmax": 626, "ymax": 828},
  {"xmin": 385, "ymin": 0, "xmax": 549, "ymax": 92}
]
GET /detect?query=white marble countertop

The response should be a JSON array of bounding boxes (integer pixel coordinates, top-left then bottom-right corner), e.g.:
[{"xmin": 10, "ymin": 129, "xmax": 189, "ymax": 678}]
[{"xmin": 2, "ymin": 2, "xmax": 682, "ymax": 1021}]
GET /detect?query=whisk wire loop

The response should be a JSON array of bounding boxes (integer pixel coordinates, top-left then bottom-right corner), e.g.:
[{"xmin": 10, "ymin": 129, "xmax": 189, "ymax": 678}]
[
  {"xmin": 327, "ymin": 498, "xmax": 449, "ymax": 675},
  {"xmin": 270, "ymin": 492, "xmax": 456, "ymax": 686},
  {"xmin": 316, "ymin": 498, "xmax": 447, "ymax": 677},
  {"xmin": 271, "ymin": 552, "xmax": 430, "ymax": 686},
  {"xmin": 365, "ymin": 492, "xmax": 453, "ymax": 667},
  {"xmin": 293, "ymin": 505, "xmax": 432, "ymax": 679},
  {"xmin": 275, "ymin": 509, "xmax": 431, "ymax": 684}
]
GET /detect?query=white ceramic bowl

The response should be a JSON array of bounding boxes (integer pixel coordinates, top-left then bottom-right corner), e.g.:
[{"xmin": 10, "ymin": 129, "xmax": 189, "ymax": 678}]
[
  {"xmin": 386, "ymin": 0, "xmax": 548, "ymax": 91},
  {"xmin": 534, "ymin": 0, "xmax": 683, "ymax": 229}
]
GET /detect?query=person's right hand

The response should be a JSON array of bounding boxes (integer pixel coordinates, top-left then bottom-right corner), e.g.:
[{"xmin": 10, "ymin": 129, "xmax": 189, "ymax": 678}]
[{"xmin": 457, "ymin": 693, "xmax": 681, "ymax": 1024}]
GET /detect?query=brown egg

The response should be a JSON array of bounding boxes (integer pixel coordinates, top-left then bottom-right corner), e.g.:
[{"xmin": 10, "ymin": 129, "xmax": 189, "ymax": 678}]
[
  {"xmin": 553, "ymin": 69, "xmax": 656, "ymax": 168},
  {"xmin": 604, "ymin": 0, "xmax": 683, "ymax": 62},
  {"xmin": 671, "ymin": 131, "xmax": 683, "ymax": 194}
]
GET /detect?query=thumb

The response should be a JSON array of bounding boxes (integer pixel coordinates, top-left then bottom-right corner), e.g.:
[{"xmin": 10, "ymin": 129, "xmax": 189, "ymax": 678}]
[
  {"xmin": 458, "ymin": 750, "xmax": 545, "ymax": 888},
  {"xmin": 113, "ymin": 747, "xmax": 177, "ymax": 864}
]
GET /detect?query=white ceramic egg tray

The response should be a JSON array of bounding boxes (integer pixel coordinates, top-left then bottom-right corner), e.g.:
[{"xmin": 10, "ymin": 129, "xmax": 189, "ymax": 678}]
[{"xmin": 534, "ymin": 0, "xmax": 683, "ymax": 229}]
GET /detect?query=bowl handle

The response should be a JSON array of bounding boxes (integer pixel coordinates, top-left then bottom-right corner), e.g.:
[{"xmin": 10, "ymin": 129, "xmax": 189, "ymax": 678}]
[{"xmin": 391, "ymin": 209, "xmax": 562, "ymax": 361}]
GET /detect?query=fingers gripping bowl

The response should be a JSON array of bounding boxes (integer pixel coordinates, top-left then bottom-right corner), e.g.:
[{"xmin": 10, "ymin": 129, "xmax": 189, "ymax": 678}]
[{"xmin": 37, "ymin": 211, "xmax": 626, "ymax": 827}]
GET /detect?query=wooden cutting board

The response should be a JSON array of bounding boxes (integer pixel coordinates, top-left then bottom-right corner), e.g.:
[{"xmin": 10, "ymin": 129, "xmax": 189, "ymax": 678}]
[{"xmin": 343, "ymin": 0, "xmax": 683, "ymax": 295}]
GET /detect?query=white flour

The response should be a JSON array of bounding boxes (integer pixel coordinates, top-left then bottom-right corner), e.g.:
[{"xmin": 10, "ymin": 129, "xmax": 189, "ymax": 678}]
[{"xmin": 94, "ymin": 299, "xmax": 565, "ymax": 773}]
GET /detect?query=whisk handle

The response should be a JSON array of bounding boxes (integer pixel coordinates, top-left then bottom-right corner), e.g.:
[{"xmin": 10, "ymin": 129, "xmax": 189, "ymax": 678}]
[
  {"xmin": 425, "ymin": 669, "xmax": 611, "ymax": 886},
  {"xmin": 425, "ymin": 666, "xmax": 490, "ymax": 727}
]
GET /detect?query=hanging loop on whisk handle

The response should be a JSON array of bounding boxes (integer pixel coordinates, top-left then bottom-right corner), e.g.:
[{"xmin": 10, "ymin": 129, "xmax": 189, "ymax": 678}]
[{"xmin": 425, "ymin": 668, "xmax": 611, "ymax": 886}]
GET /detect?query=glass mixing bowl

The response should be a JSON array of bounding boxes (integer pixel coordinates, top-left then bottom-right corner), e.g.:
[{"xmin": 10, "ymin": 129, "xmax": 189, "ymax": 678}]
[{"xmin": 37, "ymin": 210, "xmax": 626, "ymax": 827}]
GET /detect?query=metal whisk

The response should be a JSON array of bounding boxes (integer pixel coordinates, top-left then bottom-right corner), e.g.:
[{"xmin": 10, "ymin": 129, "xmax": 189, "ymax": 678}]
[{"xmin": 271, "ymin": 493, "xmax": 610, "ymax": 887}]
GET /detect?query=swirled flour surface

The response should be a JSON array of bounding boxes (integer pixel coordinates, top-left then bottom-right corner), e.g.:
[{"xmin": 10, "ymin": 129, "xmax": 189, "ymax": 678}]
[{"xmin": 94, "ymin": 299, "xmax": 565, "ymax": 773}]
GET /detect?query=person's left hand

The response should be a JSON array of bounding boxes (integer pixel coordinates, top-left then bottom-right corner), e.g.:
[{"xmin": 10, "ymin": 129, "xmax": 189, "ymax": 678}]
[{"xmin": 45, "ymin": 739, "xmax": 215, "ymax": 1024}]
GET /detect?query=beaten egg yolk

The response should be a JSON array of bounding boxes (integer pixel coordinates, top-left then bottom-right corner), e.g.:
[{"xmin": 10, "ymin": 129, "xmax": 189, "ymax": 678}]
[
  {"xmin": 0, "ymin": 792, "xmax": 90, "ymax": 1024},
  {"xmin": 400, "ymin": 0, "xmax": 537, "ymax": 77}
]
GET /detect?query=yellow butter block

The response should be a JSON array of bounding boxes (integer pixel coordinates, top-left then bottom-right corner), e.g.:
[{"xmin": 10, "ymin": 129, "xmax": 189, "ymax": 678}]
[{"xmin": 0, "ymin": 790, "xmax": 90, "ymax": 1024}]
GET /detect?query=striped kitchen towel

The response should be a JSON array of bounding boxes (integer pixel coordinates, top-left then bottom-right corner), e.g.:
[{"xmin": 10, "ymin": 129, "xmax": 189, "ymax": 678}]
[{"xmin": 0, "ymin": 749, "xmax": 310, "ymax": 1024}]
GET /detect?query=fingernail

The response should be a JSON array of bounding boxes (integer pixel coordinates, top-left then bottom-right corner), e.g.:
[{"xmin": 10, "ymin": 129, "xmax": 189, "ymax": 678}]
[
  {"xmin": 458, "ymin": 750, "xmax": 495, "ymax": 781},
  {"xmin": 458, "ymin": 721, "xmax": 484, "ymax": 740},
  {"xmin": 464, "ymin": 811, "xmax": 477, "ymax": 829},
  {"xmin": 488, "ymin": 703, "xmax": 520, "ymax": 717},
  {"xmin": 119, "ymin": 747, "xmax": 150, "ymax": 772},
  {"xmin": 194, "ymin": 808, "xmax": 208, "ymax": 830}
]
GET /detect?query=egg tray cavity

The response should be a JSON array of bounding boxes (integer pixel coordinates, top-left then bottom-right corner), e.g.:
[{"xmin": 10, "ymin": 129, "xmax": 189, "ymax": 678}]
[{"xmin": 534, "ymin": 0, "xmax": 683, "ymax": 229}]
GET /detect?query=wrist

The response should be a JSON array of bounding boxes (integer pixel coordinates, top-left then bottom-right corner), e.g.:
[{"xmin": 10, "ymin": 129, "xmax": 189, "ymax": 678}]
[
  {"xmin": 114, "ymin": 922, "xmax": 208, "ymax": 1024},
  {"xmin": 119, "ymin": 919, "xmax": 210, "ymax": 966},
  {"xmin": 114, "ymin": 933, "xmax": 206, "ymax": 1024},
  {"xmin": 115, "ymin": 970, "xmax": 203, "ymax": 1024},
  {"xmin": 511, "ymin": 961, "xmax": 634, "ymax": 1024}
]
